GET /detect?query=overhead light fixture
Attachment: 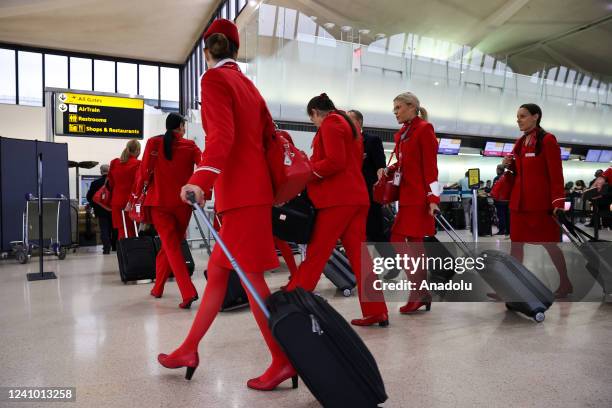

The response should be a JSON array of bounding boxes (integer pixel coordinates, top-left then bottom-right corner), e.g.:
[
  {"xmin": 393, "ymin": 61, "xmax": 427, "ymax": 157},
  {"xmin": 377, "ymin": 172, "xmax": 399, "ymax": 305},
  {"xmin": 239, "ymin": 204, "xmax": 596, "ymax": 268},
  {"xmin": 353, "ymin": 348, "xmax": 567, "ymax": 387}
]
[
  {"xmin": 358, "ymin": 29, "xmax": 370, "ymax": 35},
  {"xmin": 460, "ymin": 70, "xmax": 465, "ymax": 74},
  {"xmin": 567, "ymin": 102, "xmax": 573, "ymax": 106},
  {"xmin": 434, "ymin": 81, "xmax": 439, "ymax": 86},
  {"xmin": 341, "ymin": 26, "xmax": 352, "ymax": 32},
  {"xmin": 323, "ymin": 22, "xmax": 335, "ymax": 29}
]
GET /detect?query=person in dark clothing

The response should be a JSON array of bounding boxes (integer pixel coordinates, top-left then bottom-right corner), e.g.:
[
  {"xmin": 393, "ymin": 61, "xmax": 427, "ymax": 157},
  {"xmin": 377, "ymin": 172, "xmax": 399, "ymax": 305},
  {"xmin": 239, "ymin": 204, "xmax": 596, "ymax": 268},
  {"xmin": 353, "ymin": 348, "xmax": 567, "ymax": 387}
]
[
  {"xmin": 348, "ymin": 109, "xmax": 387, "ymax": 241},
  {"xmin": 492, "ymin": 164, "xmax": 509, "ymax": 235},
  {"xmin": 86, "ymin": 164, "xmax": 113, "ymax": 254}
]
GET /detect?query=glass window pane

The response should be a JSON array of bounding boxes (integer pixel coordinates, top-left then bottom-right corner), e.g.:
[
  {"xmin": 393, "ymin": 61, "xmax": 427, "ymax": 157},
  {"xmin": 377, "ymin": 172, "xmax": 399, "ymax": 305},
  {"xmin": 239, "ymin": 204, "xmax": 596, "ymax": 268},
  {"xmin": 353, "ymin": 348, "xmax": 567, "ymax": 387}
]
[
  {"xmin": 160, "ymin": 67, "xmax": 179, "ymax": 102},
  {"xmin": 117, "ymin": 62, "xmax": 137, "ymax": 95},
  {"xmin": 0, "ymin": 48, "xmax": 16, "ymax": 104},
  {"xmin": 139, "ymin": 64, "xmax": 159, "ymax": 101},
  {"xmin": 94, "ymin": 60, "xmax": 115, "ymax": 93},
  {"xmin": 238, "ymin": 0, "xmax": 246, "ymax": 12},
  {"xmin": 18, "ymin": 51, "xmax": 43, "ymax": 106},
  {"xmin": 44, "ymin": 54, "xmax": 68, "ymax": 89},
  {"xmin": 230, "ymin": 0, "xmax": 236, "ymax": 20},
  {"xmin": 70, "ymin": 57, "xmax": 92, "ymax": 90}
]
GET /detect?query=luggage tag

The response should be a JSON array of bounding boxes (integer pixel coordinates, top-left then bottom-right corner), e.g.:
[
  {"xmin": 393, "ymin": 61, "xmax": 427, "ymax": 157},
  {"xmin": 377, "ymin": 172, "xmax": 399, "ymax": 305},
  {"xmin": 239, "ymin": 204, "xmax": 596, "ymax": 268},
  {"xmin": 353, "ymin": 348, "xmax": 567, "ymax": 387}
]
[{"xmin": 393, "ymin": 170, "xmax": 402, "ymax": 186}]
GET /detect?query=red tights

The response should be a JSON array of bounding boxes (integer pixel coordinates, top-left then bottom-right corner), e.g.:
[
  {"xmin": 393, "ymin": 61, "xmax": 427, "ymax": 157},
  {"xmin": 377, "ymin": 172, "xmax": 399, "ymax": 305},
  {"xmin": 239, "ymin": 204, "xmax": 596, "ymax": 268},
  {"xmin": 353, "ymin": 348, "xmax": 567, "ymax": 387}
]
[
  {"xmin": 391, "ymin": 233, "xmax": 428, "ymax": 301},
  {"xmin": 169, "ymin": 262, "xmax": 291, "ymax": 380}
]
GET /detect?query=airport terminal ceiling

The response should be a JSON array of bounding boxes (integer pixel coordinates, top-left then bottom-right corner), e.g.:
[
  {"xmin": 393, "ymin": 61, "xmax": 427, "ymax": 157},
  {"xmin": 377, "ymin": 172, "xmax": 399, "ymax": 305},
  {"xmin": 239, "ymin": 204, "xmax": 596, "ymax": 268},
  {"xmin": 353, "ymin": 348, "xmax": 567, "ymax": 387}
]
[
  {"xmin": 0, "ymin": 0, "xmax": 219, "ymax": 64},
  {"xmin": 266, "ymin": 0, "xmax": 612, "ymax": 80}
]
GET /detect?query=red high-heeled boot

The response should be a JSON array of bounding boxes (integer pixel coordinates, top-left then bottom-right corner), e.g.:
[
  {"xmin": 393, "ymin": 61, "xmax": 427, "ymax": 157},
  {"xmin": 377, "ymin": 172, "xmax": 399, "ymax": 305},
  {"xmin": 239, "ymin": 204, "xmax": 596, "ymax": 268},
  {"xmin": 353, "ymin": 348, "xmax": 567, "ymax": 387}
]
[
  {"xmin": 351, "ymin": 313, "xmax": 389, "ymax": 327},
  {"xmin": 158, "ymin": 351, "xmax": 199, "ymax": 380},
  {"xmin": 246, "ymin": 364, "xmax": 298, "ymax": 391},
  {"xmin": 399, "ymin": 294, "xmax": 432, "ymax": 314}
]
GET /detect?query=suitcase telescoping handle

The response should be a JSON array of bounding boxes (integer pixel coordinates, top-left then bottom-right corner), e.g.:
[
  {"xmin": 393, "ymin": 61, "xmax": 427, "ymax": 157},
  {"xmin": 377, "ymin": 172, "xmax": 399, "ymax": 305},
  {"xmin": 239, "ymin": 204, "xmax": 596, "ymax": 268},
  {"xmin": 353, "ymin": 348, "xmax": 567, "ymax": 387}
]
[
  {"xmin": 121, "ymin": 210, "xmax": 138, "ymax": 238},
  {"xmin": 433, "ymin": 210, "xmax": 475, "ymax": 258},
  {"xmin": 554, "ymin": 212, "xmax": 597, "ymax": 246},
  {"xmin": 190, "ymin": 208, "xmax": 213, "ymax": 256},
  {"xmin": 187, "ymin": 192, "xmax": 271, "ymax": 320}
]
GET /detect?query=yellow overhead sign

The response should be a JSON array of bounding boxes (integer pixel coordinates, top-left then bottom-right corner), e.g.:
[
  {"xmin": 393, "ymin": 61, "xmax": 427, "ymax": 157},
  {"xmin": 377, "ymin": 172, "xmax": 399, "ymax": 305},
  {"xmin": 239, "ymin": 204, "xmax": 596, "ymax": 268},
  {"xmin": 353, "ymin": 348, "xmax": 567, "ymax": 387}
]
[{"xmin": 60, "ymin": 92, "xmax": 144, "ymax": 110}]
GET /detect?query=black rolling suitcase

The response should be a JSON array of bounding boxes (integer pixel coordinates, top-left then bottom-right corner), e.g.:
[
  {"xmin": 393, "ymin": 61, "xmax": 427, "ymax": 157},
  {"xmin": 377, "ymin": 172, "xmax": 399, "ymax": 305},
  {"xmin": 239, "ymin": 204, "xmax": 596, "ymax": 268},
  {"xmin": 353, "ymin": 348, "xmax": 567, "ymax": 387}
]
[
  {"xmin": 556, "ymin": 213, "xmax": 612, "ymax": 296},
  {"xmin": 188, "ymin": 195, "xmax": 388, "ymax": 408},
  {"xmin": 323, "ymin": 248, "xmax": 356, "ymax": 297},
  {"xmin": 191, "ymin": 207, "xmax": 249, "ymax": 311},
  {"xmin": 116, "ymin": 213, "xmax": 156, "ymax": 284},
  {"xmin": 153, "ymin": 237, "xmax": 195, "ymax": 277},
  {"xmin": 436, "ymin": 213, "xmax": 554, "ymax": 322}
]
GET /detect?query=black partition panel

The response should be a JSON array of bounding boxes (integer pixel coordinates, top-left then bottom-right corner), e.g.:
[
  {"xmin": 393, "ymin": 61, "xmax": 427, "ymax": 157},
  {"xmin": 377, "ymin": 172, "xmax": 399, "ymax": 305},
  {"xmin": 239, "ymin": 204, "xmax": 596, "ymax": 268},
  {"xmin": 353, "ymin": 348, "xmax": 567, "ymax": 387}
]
[
  {"xmin": 0, "ymin": 138, "xmax": 38, "ymax": 251},
  {"xmin": 36, "ymin": 141, "xmax": 71, "ymax": 246}
]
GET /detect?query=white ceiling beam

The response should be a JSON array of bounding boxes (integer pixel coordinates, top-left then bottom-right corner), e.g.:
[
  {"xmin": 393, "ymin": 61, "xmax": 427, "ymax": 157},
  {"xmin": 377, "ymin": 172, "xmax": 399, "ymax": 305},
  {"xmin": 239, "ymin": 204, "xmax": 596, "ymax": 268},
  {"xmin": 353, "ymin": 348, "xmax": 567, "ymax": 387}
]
[{"xmin": 464, "ymin": 0, "xmax": 532, "ymax": 47}]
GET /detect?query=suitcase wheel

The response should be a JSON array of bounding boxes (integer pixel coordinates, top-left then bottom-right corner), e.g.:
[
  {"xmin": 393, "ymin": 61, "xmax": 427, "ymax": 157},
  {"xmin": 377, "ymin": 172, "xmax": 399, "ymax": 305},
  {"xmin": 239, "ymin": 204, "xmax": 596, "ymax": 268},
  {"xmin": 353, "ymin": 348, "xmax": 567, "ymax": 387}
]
[
  {"xmin": 342, "ymin": 288, "xmax": 352, "ymax": 297},
  {"xmin": 533, "ymin": 312, "xmax": 545, "ymax": 323}
]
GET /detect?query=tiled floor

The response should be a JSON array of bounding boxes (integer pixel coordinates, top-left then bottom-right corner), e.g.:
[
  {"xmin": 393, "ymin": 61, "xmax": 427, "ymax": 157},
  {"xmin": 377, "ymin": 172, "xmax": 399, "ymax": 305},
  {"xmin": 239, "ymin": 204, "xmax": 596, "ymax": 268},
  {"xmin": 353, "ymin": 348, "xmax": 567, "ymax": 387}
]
[{"xmin": 0, "ymin": 226, "xmax": 611, "ymax": 407}]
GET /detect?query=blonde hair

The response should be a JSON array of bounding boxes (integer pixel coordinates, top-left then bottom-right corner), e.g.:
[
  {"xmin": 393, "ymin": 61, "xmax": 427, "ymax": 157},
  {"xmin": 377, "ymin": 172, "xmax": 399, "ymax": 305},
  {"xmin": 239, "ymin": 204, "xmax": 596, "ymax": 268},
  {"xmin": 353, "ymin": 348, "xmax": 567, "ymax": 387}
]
[
  {"xmin": 120, "ymin": 139, "xmax": 141, "ymax": 163},
  {"xmin": 394, "ymin": 91, "xmax": 428, "ymax": 122}
]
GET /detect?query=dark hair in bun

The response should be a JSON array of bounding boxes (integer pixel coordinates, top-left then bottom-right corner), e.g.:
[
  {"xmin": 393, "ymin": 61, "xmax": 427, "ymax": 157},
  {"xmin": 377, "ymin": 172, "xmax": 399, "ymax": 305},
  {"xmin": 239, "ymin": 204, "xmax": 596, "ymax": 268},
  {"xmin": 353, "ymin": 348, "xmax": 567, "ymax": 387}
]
[
  {"xmin": 307, "ymin": 93, "xmax": 358, "ymax": 139},
  {"xmin": 205, "ymin": 33, "xmax": 238, "ymax": 60}
]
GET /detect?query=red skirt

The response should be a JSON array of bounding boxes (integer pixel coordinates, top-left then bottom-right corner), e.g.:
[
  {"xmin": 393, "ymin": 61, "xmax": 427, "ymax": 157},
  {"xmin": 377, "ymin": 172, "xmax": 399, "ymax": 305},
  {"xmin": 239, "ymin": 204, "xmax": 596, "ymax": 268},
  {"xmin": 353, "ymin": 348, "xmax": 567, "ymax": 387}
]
[
  {"xmin": 510, "ymin": 210, "xmax": 560, "ymax": 242},
  {"xmin": 111, "ymin": 207, "xmax": 129, "ymax": 229},
  {"xmin": 209, "ymin": 205, "xmax": 279, "ymax": 272},
  {"xmin": 392, "ymin": 204, "xmax": 435, "ymax": 238}
]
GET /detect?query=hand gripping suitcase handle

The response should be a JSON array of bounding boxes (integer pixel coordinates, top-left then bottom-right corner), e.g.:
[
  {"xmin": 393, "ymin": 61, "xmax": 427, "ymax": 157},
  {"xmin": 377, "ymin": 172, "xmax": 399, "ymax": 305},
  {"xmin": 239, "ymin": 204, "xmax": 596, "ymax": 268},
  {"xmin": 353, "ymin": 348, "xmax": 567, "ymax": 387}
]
[{"xmin": 187, "ymin": 192, "xmax": 271, "ymax": 319}]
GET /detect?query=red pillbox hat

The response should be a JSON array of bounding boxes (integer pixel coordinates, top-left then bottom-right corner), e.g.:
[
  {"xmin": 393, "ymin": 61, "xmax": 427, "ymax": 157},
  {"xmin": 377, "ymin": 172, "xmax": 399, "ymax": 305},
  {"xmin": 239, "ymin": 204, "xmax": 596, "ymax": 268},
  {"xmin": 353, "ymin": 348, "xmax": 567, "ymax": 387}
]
[{"xmin": 204, "ymin": 18, "xmax": 240, "ymax": 49}]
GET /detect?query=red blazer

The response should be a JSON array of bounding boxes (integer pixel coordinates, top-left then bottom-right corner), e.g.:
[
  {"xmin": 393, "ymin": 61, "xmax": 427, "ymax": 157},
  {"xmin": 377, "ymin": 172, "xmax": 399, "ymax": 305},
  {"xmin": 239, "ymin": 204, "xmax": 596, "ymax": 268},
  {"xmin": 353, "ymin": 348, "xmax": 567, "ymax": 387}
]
[
  {"xmin": 189, "ymin": 61, "xmax": 274, "ymax": 213},
  {"xmin": 136, "ymin": 133, "xmax": 201, "ymax": 208},
  {"xmin": 508, "ymin": 130, "xmax": 565, "ymax": 212},
  {"xmin": 387, "ymin": 116, "xmax": 440, "ymax": 206},
  {"xmin": 307, "ymin": 112, "xmax": 369, "ymax": 209},
  {"xmin": 107, "ymin": 156, "xmax": 140, "ymax": 208},
  {"xmin": 603, "ymin": 167, "xmax": 612, "ymax": 185}
]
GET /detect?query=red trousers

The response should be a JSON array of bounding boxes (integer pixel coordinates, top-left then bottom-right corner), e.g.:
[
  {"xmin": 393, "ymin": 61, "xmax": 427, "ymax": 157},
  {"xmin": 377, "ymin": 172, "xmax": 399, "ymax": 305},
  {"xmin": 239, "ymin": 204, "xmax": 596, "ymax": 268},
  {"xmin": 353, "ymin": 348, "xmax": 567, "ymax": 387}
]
[
  {"xmin": 274, "ymin": 237, "xmax": 298, "ymax": 276},
  {"xmin": 287, "ymin": 205, "xmax": 388, "ymax": 317},
  {"xmin": 150, "ymin": 205, "xmax": 197, "ymax": 301}
]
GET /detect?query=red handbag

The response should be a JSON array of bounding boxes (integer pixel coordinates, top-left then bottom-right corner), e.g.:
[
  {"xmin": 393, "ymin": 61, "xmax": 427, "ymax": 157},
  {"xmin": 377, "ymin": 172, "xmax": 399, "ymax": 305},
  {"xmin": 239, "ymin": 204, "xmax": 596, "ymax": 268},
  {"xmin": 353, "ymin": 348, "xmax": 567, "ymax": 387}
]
[
  {"xmin": 128, "ymin": 143, "xmax": 160, "ymax": 224},
  {"xmin": 128, "ymin": 188, "xmax": 151, "ymax": 224},
  {"xmin": 265, "ymin": 127, "xmax": 313, "ymax": 204},
  {"xmin": 373, "ymin": 140, "xmax": 401, "ymax": 205},
  {"xmin": 93, "ymin": 180, "xmax": 112, "ymax": 211},
  {"xmin": 490, "ymin": 171, "xmax": 514, "ymax": 201}
]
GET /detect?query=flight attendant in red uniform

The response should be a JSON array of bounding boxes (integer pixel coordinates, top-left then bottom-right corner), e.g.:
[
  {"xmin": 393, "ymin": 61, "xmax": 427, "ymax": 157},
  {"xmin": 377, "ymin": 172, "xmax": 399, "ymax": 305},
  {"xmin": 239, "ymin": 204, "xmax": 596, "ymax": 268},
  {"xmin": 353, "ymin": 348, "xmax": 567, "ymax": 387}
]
[
  {"xmin": 158, "ymin": 20, "xmax": 295, "ymax": 391},
  {"xmin": 107, "ymin": 139, "xmax": 141, "ymax": 239},
  {"xmin": 504, "ymin": 103, "xmax": 571, "ymax": 298},
  {"xmin": 285, "ymin": 93, "xmax": 389, "ymax": 327},
  {"xmin": 137, "ymin": 113, "xmax": 201, "ymax": 308},
  {"xmin": 383, "ymin": 92, "xmax": 440, "ymax": 314}
]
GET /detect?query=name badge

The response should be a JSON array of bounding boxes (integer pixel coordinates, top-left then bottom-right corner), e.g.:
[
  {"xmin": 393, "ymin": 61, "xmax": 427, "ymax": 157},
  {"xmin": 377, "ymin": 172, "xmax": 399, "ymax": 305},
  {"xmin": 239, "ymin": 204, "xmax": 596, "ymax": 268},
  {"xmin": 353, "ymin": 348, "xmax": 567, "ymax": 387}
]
[
  {"xmin": 525, "ymin": 153, "xmax": 536, "ymax": 157},
  {"xmin": 393, "ymin": 171, "xmax": 402, "ymax": 186}
]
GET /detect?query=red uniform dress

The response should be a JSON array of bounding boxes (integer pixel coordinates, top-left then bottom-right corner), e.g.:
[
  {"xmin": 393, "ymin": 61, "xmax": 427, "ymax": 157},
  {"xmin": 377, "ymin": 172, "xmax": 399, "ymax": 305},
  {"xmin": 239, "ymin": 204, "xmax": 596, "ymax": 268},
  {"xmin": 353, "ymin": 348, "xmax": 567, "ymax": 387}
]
[
  {"xmin": 107, "ymin": 156, "xmax": 140, "ymax": 239},
  {"xmin": 385, "ymin": 116, "xmax": 440, "ymax": 309},
  {"xmin": 173, "ymin": 59, "xmax": 290, "ymax": 386},
  {"xmin": 137, "ymin": 133, "xmax": 201, "ymax": 301},
  {"xmin": 286, "ymin": 112, "xmax": 388, "ymax": 319},
  {"xmin": 387, "ymin": 116, "xmax": 441, "ymax": 239},
  {"xmin": 506, "ymin": 129, "xmax": 571, "ymax": 297},
  {"xmin": 508, "ymin": 130, "xmax": 565, "ymax": 242}
]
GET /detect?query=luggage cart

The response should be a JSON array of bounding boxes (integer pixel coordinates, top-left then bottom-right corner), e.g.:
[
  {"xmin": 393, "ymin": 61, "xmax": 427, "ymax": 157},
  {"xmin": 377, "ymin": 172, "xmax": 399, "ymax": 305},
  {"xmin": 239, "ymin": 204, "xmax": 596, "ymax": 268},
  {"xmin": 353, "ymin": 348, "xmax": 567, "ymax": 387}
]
[{"xmin": 11, "ymin": 194, "xmax": 68, "ymax": 264}]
